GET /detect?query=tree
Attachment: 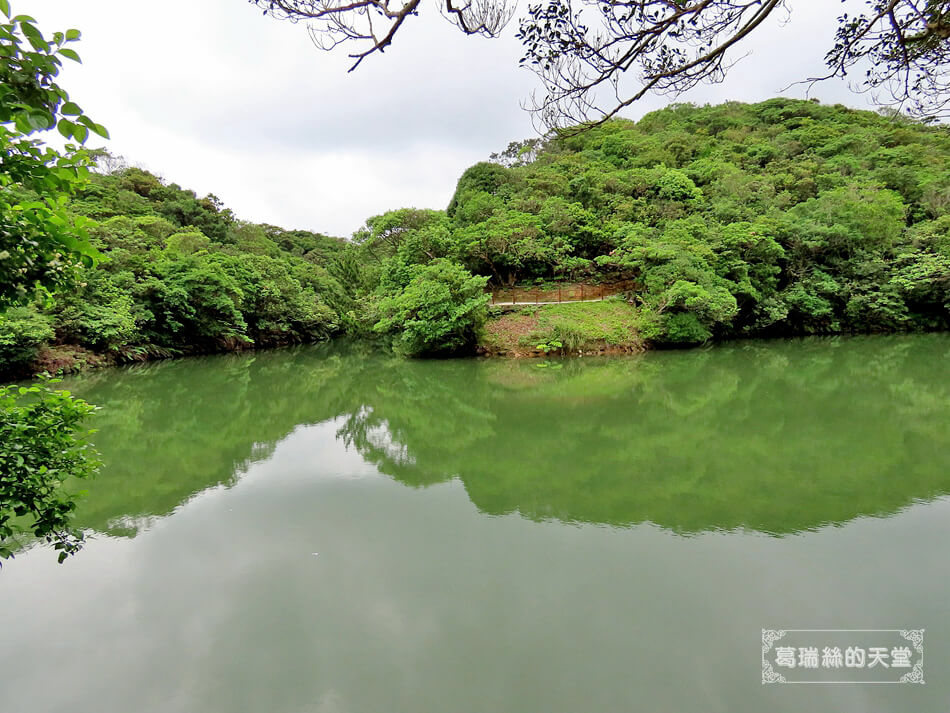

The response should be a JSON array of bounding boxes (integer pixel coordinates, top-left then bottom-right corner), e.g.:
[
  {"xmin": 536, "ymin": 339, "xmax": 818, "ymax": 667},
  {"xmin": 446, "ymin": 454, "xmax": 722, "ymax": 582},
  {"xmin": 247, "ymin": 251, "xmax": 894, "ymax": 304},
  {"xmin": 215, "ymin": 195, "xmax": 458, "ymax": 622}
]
[
  {"xmin": 0, "ymin": 2, "xmax": 105, "ymax": 566},
  {"xmin": 373, "ymin": 258, "xmax": 489, "ymax": 355},
  {"xmin": 254, "ymin": 0, "xmax": 950, "ymax": 129},
  {"xmin": 0, "ymin": 2, "xmax": 108, "ymax": 307},
  {"xmin": 353, "ymin": 207, "xmax": 444, "ymax": 262}
]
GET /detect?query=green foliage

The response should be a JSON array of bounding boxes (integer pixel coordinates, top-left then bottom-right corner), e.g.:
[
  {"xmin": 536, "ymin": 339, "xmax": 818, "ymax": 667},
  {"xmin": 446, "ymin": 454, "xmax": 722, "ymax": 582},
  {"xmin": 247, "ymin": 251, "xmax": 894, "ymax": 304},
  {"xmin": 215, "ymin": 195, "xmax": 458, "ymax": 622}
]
[
  {"xmin": 222, "ymin": 253, "xmax": 338, "ymax": 344},
  {"xmin": 0, "ymin": 305, "xmax": 53, "ymax": 371},
  {"xmin": 0, "ymin": 379, "xmax": 99, "ymax": 564},
  {"xmin": 49, "ymin": 270, "xmax": 137, "ymax": 351},
  {"xmin": 440, "ymin": 99, "xmax": 950, "ymax": 344},
  {"xmin": 654, "ymin": 168, "xmax": 702, "ymax": 202},
  {"xmin": 9, "ymin": 97, "xmax": 950, "ymax": 368},
  {"xmin": 374, "ymin": 259, "xmax": 489, "ymax": 356},
  {"xmin": 164, "ymin": 230, "xmax": 211, "ymax": 255},
  {"xmin": 144, "ymin": 254, "xmax": 248, "ymax": 347},
  {"xmin": 155, "ymin": 186, "xmax": 232, "ymax": 243},
  {"xmin": 0, "ymin": 160, "xmax": 348, "ymax": 374},
  {"xmin": 0, "ymin": 4, "xmax": 105, "ymax": 307},
  {"xmin": 0, "ymin": 6, "xmax": 107, "ymax": 569},
  {"xmin": 354, "ymin": 208, "xmax": 447, "ymax": 262},
  {"xmin": 447, "ymin": 162, "xmax": 513, "ymax": 217},
  {"xmin": 789, "ymin": 186, "xmax": 906, "ymax": 257}
]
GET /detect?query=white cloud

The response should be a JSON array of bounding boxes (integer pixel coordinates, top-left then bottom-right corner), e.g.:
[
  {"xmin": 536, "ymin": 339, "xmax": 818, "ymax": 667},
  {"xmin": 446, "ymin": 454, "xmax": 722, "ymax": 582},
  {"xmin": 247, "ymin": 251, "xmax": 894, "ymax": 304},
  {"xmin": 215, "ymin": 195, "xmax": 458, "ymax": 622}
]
[{"xmin": 24, "ymin": 0, "xmax": 879, "ymax": 236}]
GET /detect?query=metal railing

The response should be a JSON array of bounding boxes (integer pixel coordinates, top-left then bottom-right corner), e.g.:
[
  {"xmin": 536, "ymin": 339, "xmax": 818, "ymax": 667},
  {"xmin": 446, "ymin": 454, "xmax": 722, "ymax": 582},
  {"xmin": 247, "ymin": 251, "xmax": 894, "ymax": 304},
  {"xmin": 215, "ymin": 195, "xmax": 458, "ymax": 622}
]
[{"xmin": 488, "ymin": 280, "xmax": 638, "ymax": 306}]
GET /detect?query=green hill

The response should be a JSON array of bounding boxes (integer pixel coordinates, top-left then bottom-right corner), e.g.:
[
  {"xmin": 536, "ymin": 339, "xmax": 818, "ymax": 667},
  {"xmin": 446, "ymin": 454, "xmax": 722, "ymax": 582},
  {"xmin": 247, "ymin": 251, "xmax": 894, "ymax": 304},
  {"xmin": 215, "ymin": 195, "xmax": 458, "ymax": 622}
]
[
  {"xmin": 2, "ymin": 98, "xmax": 950, "ymax": 371},
  {"xmin": 435, "ymin": 99, "xmax": 950, "ymax": 347},
  {"xmin": 0, "ymin": 165, "xmax": 351, "ymax": 376}
]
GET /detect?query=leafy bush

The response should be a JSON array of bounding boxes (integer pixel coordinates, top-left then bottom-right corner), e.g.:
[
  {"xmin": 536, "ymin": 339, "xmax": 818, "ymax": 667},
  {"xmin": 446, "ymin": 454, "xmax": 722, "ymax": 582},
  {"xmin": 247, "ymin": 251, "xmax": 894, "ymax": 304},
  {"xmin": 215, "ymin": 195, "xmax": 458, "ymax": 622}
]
[
  {"xmin": 654, "ymin": 168, "xmax": 702, "ymax": 201},
  {"xmin": 0, "ymin": 380, "xmax": 100, "ymax": 564},
  {"xmin": 0, "ymin": 306, "xmax": 54, "ymax": 374},
  {"xmin": 50, "ymin": 273, "xmax": 137, "ymax": 351},
  {"xmin": 0, "ymin": 7, "xmax": 106, "ymax": 308},
  {"xmin": 373, "ymin": 259, "xmax": 489, "ymax": 355},
  {"xmin": 165, "ymin": 230, "xmax": 211, "ymax": 254},
  {"xmin": 144, "ymin": 255, "xmax": 248, "ymax": 347},
  {"xmin": 221, "ymin": 254, "xmax": 338, "ymax": 344},
  {"xmin": 661, "ymin": 311, "xmax": 714, "ymax": 344}
]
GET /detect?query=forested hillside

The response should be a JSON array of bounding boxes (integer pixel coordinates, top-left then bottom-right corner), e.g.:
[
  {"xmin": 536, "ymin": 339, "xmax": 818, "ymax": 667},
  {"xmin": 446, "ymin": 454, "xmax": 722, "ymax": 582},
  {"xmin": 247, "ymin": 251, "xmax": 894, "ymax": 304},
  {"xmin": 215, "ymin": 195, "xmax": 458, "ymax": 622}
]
[
  {"xmin": 3, "ymin": 98, "xmax": 950, "ymax": 373},
  {"xmin": 1, "ymin": 162, "xmax": 350, "ymax": 375},
  {"xmin": 359, "ymin": 98, "xmax": 950, "ymax": 350}
]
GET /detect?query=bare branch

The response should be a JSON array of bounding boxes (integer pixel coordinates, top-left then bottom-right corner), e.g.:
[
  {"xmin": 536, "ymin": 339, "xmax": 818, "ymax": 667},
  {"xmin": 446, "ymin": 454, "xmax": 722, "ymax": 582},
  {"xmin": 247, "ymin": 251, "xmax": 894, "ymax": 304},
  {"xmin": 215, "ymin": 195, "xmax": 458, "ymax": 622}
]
[
  {"xmin": 253, "ymin": 0, "xmax": 514, "ymax": 72},
  {"xmin": 517, "ymin": 0, "xmax": 789, "ymax": 130},
  {"xmin": 815, "ymin": 0, "xmax": 950, "ymax": 119},
  {"xmin": 255, "ymin": 0, "xmax": 950, "ymax": 131}
]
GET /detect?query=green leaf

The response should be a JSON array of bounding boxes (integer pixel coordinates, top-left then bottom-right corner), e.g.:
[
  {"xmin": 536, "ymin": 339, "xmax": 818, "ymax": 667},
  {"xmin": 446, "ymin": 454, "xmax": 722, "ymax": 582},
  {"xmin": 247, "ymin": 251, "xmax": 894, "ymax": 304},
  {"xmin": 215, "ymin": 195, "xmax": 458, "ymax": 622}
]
[
  {"xmin": 74, "ymin": 115, "xmax": 109, "ymax": 139},
  {"xmin": 57, "ymin": 47, "xmax": 80, "ymax": 62},
  {"xmin": 71, "ymin": 123, "xmax": 88, "ymax": 143},
  {"xmin": 57, "ymin": 119, "xmax": 73, "ymax": 139},
  {"xmin": 65, "ymin": 28, "xmax": 80, "ymax": 41},
  {"xmin": 0, "ymin": 0, "xmax": 10, "ymax": 18},
  {"xmin": 19, "ymin": 22, "xmax": 48, "ymax": 52},
  {"xmin": 13, "ymin": 113, "xmax": 33, "ymax": 134},
  {"xmin": 60, "ymin": 101, "xmax": 81, "ymax": 116},
  {"xmin": 26, "ymin": 111, "xmax": 53, "ymax": 130}
]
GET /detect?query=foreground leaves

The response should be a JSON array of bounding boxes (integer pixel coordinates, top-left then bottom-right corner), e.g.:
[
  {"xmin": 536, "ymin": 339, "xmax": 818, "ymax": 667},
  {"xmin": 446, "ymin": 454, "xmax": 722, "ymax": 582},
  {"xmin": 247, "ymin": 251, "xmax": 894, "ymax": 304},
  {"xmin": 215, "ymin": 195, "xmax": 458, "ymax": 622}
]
[{"xmin": 0, "ymin": 379, "xmax": 99, "ymax": 564}]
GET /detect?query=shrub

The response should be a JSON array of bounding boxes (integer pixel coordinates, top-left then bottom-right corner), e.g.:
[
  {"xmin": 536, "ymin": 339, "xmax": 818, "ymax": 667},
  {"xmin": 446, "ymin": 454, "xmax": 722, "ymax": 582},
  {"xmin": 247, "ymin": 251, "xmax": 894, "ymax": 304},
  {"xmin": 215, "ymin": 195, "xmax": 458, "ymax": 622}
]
[
  {"xmin": 51, "ymin": 272, "xmax": 137, "ymax": 351},
  {"xmin": 374, "ymin": 259, "xmax": 489, "ymax": 356},
  {"xmin": 655, "ymin": 168, "xmax": 702, "ymax": 201},
  {"xmin": 165, "ymin": 230, "xmax": 212, "ymax": 255},
  {"xmin": 0, "ymin": 307, "xmax": 54, "ymax": 375},
  {"xmin": 0, "ymin": 380, "xmax": 100, "ymax": 565}
]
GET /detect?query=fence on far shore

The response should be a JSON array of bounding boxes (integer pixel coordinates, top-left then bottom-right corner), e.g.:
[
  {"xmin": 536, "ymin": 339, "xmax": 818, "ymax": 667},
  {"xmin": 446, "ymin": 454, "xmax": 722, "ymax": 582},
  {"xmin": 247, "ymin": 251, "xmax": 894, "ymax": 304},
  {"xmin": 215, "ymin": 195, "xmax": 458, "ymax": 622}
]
[{"xmin": 488, "ymin": 279, "xmax": 638, "ymax": 306}]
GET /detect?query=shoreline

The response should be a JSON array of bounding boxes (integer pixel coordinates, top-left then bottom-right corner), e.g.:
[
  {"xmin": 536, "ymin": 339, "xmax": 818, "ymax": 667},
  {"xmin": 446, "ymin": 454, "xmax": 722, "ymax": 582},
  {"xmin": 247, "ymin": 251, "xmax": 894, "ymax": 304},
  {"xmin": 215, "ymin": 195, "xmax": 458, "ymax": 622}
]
[{"xmin": 8, "ymin": 327, "xmax": 948, "ymax": 383}]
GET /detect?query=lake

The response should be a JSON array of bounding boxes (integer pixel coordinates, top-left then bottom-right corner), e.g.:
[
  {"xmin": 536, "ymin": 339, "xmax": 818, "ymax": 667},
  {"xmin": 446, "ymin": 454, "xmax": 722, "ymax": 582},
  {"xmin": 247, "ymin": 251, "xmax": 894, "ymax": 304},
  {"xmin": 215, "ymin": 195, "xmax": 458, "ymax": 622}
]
[{"xmin": 2, "ymin": 335, "xmax": 949, "ymax": 712}]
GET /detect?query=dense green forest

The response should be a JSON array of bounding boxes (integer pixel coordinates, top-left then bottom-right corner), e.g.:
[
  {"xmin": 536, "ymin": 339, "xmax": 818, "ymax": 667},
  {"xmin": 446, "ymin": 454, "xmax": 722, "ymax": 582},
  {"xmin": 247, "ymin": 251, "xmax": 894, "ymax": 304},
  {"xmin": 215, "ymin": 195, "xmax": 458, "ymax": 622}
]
[
  {"xmin": 3, "ymin": 98, "xmax": 950, "ymax": 374},
  {"xmin": 0, "ymin": 162, "xmax": 351, "ymax": 375},
  {"xmin": 402, "ymin": 98, "xmax": 950, "ymax": 348}
]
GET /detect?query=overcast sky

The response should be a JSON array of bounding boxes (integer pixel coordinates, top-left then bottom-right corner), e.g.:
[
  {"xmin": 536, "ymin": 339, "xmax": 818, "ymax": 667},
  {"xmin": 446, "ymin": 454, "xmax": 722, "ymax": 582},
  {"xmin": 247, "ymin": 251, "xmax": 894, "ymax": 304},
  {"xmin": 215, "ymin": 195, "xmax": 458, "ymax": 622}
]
[{"xmin": 25, "ymin": 0, "xmax": 879, "ymax": 238}]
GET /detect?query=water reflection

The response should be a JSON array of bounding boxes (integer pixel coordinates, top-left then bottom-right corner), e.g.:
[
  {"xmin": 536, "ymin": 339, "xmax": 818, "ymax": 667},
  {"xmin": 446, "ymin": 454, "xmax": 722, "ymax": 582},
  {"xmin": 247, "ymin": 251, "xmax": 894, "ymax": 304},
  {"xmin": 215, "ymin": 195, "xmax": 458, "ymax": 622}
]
[
  {"xmin": 62, "ymin": 334, "xmax": 950, "ymax": 538},
  {"xmin": 7, "ymin": 334, "xmax": 946, "ymax": 713}
]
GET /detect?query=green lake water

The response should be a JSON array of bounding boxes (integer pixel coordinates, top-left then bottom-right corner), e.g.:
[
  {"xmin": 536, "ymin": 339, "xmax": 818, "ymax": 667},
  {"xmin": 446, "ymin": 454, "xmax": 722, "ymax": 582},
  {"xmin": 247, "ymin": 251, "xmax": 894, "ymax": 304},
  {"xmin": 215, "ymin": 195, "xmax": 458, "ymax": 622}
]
[{"xmin": 2, "ymin": 335, "xmax": 950, "ymax": 712}]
